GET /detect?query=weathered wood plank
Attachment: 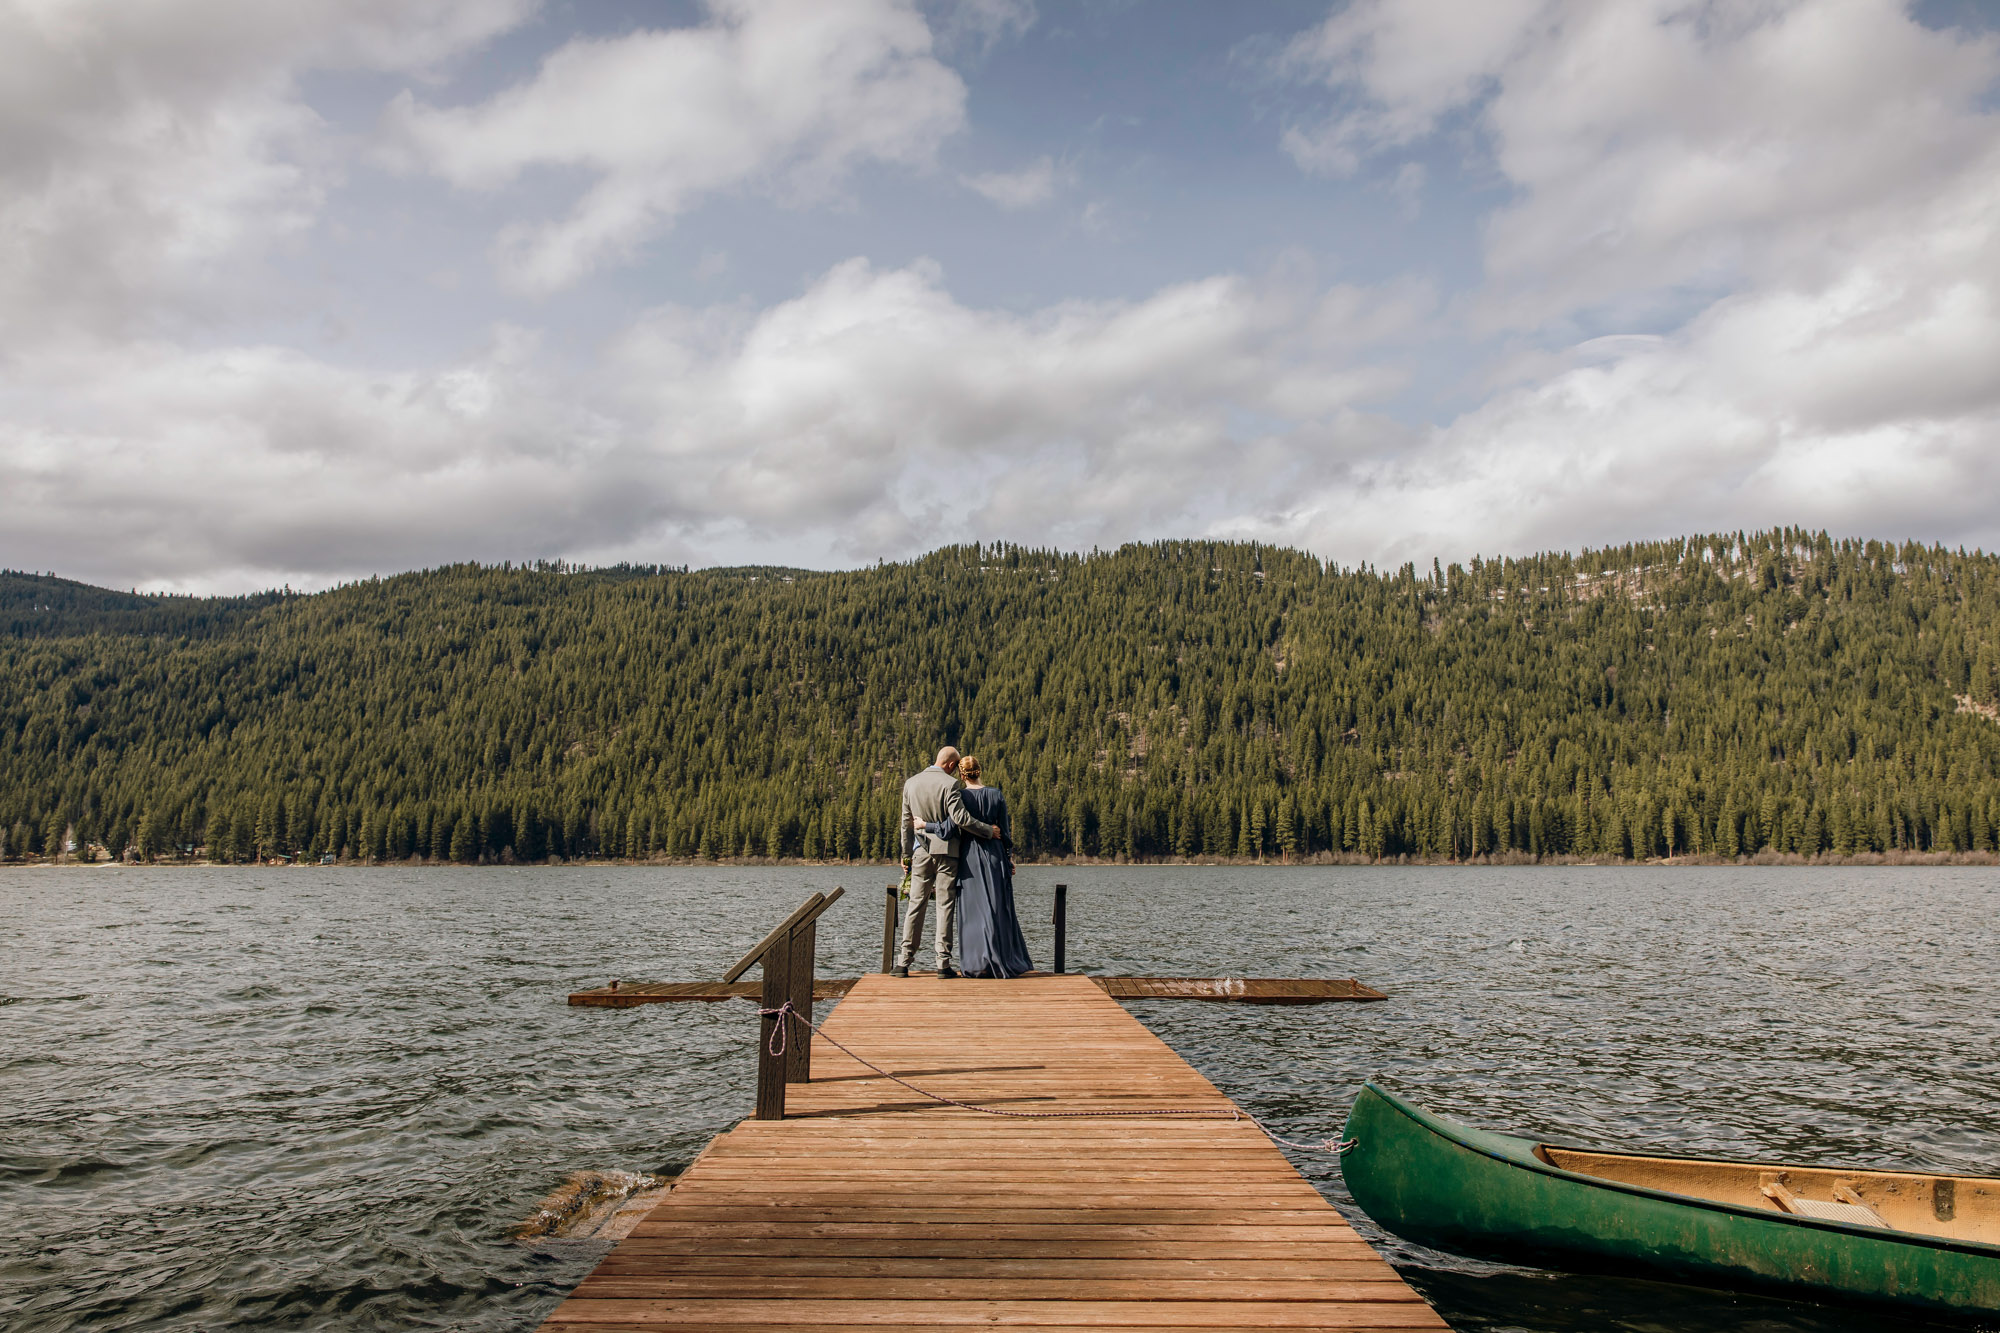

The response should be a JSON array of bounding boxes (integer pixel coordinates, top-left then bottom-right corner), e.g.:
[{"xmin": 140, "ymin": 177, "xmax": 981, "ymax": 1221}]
[
  {"xmin": 570, "ymin": 979, "xmax": 858, "ymax": 1007},
  {"xmin": 633, "ymin": 1208, "xmax": 1341, "ymax": 1226},
  {"xmin": 1092, "ymin": 978, "xmax": 1387, "ymax": 1003},
  {"xmin": 536, "ymin": 974, "xmax": 1439, "ymax": 1331},
  {"xmin": 542, "ymin": 1299, "xmax": 1446, "ymax": 1326},
  {"xmin": 606, "ymin": 1239, "xmax": 1384, "ymax": 1259},
  {"xmin": 624, "ymin": 1224, "xmax": 1366, "ymax": 1244},
  {"xmin": 568, "ymin": 1279, "xmax": 1424, "ymax": 1302},
  {"xmin": 663, "ymin": 1180, "xmax": 1329, "ymax": 1197},
  {"xmin": 547, "ymin": 1326, "xmax": 1433, "ymax": 1333},
  {"xmin": 590, "ymin": 1259, "xmax": 1398, "ymax": 1279}
]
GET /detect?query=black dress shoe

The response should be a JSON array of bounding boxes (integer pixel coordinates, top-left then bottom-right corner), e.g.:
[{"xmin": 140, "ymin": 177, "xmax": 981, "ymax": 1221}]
[
  {"xmin": 889, "ymin": 965, "xmax": 909, "ymax": 978},
  {"xmin": 936, "ymin": 966, "xmax": 960, "ymax": 979}
]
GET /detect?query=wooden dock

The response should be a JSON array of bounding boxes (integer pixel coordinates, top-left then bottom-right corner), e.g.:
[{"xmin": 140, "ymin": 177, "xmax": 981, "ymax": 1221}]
[
  {"xmin": 540, "ymin": 973, "xmax": 1443, "ymax": 1332},
  {"xmin": 575, "ymin": 980, "xmax": 861, "ymax": 1006},
  {"xmin": 1089, "ymin": 977, "xmax": 1385, "ymax": 1004},
  {"xmin": 570, "ymin": 976, "xmax": 1384, "ymax": 1007}
]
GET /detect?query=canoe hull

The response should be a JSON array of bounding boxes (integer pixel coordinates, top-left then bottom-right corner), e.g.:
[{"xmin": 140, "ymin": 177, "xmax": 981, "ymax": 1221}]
[{"xmin": 1341, "ymin": 1084, "xmax": 2000, "ymax": 1319}]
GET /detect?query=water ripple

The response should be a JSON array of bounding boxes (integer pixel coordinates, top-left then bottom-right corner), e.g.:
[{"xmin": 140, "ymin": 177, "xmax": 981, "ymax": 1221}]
[{"xmin": 3, "ymin": 864, "xmax": 1997, "ymax": 1332}]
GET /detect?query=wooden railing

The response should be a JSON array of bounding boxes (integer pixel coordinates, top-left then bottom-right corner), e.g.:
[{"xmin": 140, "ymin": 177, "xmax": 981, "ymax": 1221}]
[
  {"xmin": 877, "ymin": 880, "xmax": 1070, "ymax": 974},
  {"xmin": 881, "ymin": 884, "xmax": 898, "ymax": 974},
  {"xmin": 724, "ymin": 888, "xmax": 843, "ymax": 1120}
]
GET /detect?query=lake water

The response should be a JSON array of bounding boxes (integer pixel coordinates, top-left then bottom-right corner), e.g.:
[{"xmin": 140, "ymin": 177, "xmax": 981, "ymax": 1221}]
[{"xmin": 3, "ymin": 865, "xmax": 1997, "ymax": 1332}]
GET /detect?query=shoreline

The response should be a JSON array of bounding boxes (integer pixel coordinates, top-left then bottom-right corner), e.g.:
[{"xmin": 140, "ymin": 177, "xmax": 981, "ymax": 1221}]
[{"xmin": 12, "ymin": 849, "xmax": 1999, "ymax": 870}]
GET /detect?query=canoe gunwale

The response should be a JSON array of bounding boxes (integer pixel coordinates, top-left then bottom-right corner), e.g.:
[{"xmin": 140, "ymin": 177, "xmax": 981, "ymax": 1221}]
[{"xmin": 1359, "ymin": 1081, "xmax": 2000, "ymax": 1261}]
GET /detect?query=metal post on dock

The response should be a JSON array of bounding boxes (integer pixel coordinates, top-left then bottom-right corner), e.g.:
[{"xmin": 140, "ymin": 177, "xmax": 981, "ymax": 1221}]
[
  {"xmin": 881, "ymin": 883, "xmax": 898, "ymax": 974},
  {"xmin": 723, "ymin": 887, "xmax": 843, "ymax": 1120},
  {"xmin": 1054, "ymin": 882, "xmax": 1067, "ymax": 974}
]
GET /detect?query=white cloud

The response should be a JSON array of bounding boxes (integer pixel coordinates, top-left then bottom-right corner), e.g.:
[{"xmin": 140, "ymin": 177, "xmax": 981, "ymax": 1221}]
[
  {"xmin": 0, "ymin": 326, "xmax": 633, "ymax": 590},
  {"xmin": 601, "ymin": 258, "xmax": 1423, "ymax": 556},
  {"xmin": 0, "ymin": 258, "xmax": 1427, "ymax": 586},
  {"xmin": 1280, "ymin": 0, "xmax": 1545, "ymax": 174},
  {"xmin": 1264, "ymin": 264, "xmax": 2000, "ymax": 569},
  {"xmin": 385, "ymin": 0, "xmax": 968, "ymax": 292},
  {"xmin": 1255, "ymin": 0, "xmax": 2000, "ymax": 565},
  {"xmin": 0, "ymin": 0, "xmax": 531, "ymax": 340},
  {"xmin": 960, "ymin": 155, "xmax": 1062, "ymax": 209},
  {"xmin": 6, "ymin": 0, "xmax": 2000, "ymax": 592},
  {"xmin": 1475, "ymin": 0, "xmax": 2000, "ymax": 328},
  {"xmin": 1283, "ymin": 0, "xmax": 2000, "ymax": 327}
]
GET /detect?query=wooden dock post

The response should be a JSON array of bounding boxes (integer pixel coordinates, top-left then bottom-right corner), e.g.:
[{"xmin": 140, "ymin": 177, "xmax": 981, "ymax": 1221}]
[
  {"xmin": 720, "ymin": 888, "xmax": 844, "ymax": 1121},
  {"xmin": 1054, "ymin": 881, "xmax": 1068, "ymax": 974},
  {"xmin": 785, "ymin": 915, "xmax": 815, "ymax": 1084},
  {"xmin": 754, "ymin": 928, "xmax": 791, "ymax": 1120},
  {"xmin": 880, "ymin": 883, "xmax": 898, "ymax": 974}
]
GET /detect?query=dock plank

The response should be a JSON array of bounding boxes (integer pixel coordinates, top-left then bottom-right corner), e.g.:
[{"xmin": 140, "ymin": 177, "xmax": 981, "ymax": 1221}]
[
  {"xmin": 570, "ymin": 980, "xmax": 859, "ymax": 1007},
  {"xmin": 538, "ymin": 975, "xmax": 1440, "ymax": 1331},
  {"xmin": 543, "ymin": 1299, "xmax": 1445, "ymax": 1326}
]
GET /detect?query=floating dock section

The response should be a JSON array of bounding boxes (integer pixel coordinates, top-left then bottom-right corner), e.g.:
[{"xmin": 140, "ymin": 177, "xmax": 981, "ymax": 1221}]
[
  {"xmin": 539, "ymin": 973, "xmax": 1442, "ymax": 1331},
  {"xmin": 570, "ymin": 975, "xmax": 1385, "ymax": 1007}
]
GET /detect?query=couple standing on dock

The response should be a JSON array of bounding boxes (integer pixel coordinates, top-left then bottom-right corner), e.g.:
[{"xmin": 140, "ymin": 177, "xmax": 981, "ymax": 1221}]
[{"xmin": 893, "ymin": 746, "xmax": 1034, "ymax": 979}]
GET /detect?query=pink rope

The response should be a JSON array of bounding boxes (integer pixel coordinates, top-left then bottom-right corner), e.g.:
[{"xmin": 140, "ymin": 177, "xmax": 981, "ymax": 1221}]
[
  {"xmin": 756, "ymin": 1001, "xmax": 1355, "ymax": 1155},
  {"xmin": 762, "ymin": 1003, "xmax": 790, "ymax": 1058}
]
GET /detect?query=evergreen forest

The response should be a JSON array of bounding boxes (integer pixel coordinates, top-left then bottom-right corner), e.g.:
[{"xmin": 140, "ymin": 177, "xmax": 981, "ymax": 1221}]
[{"xmin": 4, "ymin": 529, "xmax": 2000, "ymax": 866}]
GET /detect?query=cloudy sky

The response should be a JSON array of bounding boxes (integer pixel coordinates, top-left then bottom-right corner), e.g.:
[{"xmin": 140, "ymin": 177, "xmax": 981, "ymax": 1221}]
[{"xmin": 3, "ymin": 0, "xmax": 1997, "ymax": 591}]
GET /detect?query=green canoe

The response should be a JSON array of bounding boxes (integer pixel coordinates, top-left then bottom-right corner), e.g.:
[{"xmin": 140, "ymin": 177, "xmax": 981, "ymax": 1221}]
[{"xmin": 1341, "ymin": 1083, "xmax": 2000, "ymax": 1320}]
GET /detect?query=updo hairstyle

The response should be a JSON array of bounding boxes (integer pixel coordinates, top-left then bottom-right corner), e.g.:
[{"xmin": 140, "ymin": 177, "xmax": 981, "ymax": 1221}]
[{"xmin": 957, "ymin": 755, "xmax": 982, "ymax": 783}]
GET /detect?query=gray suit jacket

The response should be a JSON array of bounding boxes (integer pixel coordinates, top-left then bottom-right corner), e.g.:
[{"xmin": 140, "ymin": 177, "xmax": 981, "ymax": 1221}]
[{"xmin": 900, "ymin": 766, "xmax": 997, "ymax": 859}]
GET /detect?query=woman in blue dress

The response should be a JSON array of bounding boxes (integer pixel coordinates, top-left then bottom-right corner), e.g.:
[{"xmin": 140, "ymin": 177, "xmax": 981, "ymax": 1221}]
[{"xmin": 950, "ymin": 756, "xmax": 1033, "ymax": 978}]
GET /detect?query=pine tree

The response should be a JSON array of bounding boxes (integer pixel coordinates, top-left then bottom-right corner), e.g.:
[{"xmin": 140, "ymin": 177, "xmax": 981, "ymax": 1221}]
[{"xmin": 3, "ymin": 532, "xmax": 1998, "ymax": 867}]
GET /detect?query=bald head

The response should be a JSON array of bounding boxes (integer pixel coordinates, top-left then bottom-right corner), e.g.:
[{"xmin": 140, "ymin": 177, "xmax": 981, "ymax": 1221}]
[{"xmin": 935, "ymin": 746, "xmax": 960, "ymax": 773}]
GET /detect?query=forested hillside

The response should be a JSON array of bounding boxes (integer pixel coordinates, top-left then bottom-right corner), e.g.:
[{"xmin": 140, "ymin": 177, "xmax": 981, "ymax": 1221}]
[{"xmin": 4, "ymin": 531, "xmax": 2000, "ymax": 865}]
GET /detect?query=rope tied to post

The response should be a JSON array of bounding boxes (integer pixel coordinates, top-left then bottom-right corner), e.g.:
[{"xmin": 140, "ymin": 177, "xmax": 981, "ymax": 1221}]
[
  {"xmin": 761, "ymin": 1000, "xmax": 794, "ymax": 1058},
  {"xmin": 754, "ymin": 999, "xmax": 1357, "ymax": 1155}
]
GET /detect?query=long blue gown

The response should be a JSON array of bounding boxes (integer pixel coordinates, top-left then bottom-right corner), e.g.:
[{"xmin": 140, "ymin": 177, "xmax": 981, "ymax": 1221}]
[{"xmin": 955, "ymin": 785, "xmax": 1033, "ymax": 978}]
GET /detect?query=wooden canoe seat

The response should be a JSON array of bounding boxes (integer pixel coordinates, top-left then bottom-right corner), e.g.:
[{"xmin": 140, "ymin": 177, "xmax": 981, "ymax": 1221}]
[{"xmin": 1760, "ymin": 1174, "xmax": 1890, "ymax": 1228}]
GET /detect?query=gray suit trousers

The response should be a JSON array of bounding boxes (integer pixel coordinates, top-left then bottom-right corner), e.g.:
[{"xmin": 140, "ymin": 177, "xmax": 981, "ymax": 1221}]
[{"xmin": 896, "ymin": 845, "xmax": 959, "ymax": 970}]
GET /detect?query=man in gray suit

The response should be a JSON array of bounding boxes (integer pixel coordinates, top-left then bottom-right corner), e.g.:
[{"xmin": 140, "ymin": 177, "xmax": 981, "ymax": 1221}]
[{"xmin": 893, "ymin": 745, "xmax": 998, "ymax": 978}]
